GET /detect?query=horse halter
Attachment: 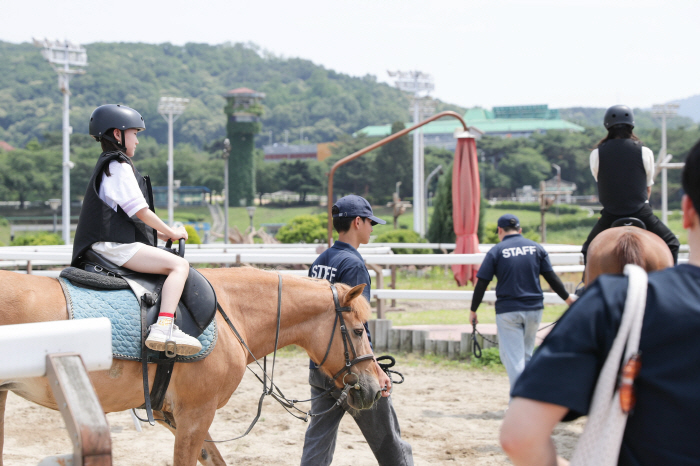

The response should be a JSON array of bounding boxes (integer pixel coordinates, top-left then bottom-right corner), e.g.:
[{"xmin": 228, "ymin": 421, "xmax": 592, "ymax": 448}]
[{"xmin": 314, "ymin": 284, "xmax": 375, "ymax": 386}]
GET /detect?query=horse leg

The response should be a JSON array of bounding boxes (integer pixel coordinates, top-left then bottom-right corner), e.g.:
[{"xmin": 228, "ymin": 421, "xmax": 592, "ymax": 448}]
[
  {"xmin": 168, "ymin": 404, "xmax": 226, "ymax": 466},
  {"xmin": 154, "ymin": 410, "xmax": 227, "ymax": 466},
  {"xmin": 0, "ymin": 391, "xmax": 6, "ymax": 466}
]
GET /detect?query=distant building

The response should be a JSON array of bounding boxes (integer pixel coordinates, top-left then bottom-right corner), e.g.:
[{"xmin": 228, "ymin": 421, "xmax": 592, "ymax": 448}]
[
  {"xmin": 356, "ymin": 105, "xmax": 585, "ymax": 150},
  {"xmin": 262, "ymin": 143, "xmax": 335, "ymax": 162},
  {"xmin": 515, "ymin": 177, "xmax": 577, "ymax": 203}
]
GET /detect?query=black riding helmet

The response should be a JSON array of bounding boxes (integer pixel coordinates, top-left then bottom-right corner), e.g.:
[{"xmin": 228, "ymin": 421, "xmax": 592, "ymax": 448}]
[
  {"xmin": 604, "ymin": 104, "xmax": 634, "ymax": 129},
  {"xmin": 89, "ymin": 104, "xmax": 145, "ymax": 150}
]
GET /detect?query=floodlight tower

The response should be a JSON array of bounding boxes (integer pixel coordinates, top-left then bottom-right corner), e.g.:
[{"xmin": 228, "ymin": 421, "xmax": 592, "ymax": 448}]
[
  {"xmin": 34, "ymin": 39, "xmax": 88, "ymax": 245},
  {"xmin": 158, "ymin": 97, "xmax": 189, "ymax": 226},
  {"xmin": 388, "ymin": 71, "xmax": 434, "ymax": 236},
  {"xmin": 652, "ymin": 103, "xmax": 679, "ymax": 224}
]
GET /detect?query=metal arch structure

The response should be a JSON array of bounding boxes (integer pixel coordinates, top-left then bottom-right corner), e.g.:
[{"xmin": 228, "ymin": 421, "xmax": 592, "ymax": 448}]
[{"xmin": 326, "ymin": 111, "xmax": 469, "ymax": 246}]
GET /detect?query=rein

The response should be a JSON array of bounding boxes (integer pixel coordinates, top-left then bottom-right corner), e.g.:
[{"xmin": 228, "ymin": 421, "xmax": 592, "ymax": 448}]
[{"xmin": 207, "ymin": 276, "xmax": 374, "ymax": 443}]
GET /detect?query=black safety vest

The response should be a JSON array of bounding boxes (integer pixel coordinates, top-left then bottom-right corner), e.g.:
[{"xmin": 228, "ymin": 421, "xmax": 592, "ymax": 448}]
[
  {"xmin": 71, "ymin": 151, "xmax": 157, "ymax": 266},
  {"xmin": 597, "ymin": 139, "xmax": 648, "ymax": 216}
]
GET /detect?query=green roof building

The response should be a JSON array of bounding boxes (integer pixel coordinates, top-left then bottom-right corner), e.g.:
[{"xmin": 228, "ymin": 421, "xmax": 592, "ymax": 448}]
[{"xmin": 355, "ymin": 104, "xmax": 584, "ymax": 150}]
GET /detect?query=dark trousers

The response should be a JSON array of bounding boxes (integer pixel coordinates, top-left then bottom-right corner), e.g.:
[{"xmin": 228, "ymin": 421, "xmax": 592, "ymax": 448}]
[
  {"xmin": 581, "ymin": 204, "xmax": 680, "ymax": 264},
  {"xmin": 300, "ymin": 369, "xmax": 413, "ymax": 466}
]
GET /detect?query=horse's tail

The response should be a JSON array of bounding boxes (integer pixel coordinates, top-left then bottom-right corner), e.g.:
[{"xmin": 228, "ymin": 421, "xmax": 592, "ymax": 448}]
[{"xmin": 613, "ymin": 231, "xmax": 645, "ymax": 268}]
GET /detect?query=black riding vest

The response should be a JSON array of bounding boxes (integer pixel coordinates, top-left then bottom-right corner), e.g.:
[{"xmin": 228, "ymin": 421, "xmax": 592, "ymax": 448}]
[
  {"xmin": 597, "ymin": 139, "xmax": 648, "ymax": 216},
  {"xmin": 71, "ymin": 151, "xmax": 157, "ymax": 266}
]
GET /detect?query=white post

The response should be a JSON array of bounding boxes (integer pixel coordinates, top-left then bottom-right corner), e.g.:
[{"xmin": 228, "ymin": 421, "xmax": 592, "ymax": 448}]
[
  {"xmin": 167, "ymin": 112, "xmax": 174, "ymax": 227},
  {"xmin": 158, "ymin": 97, "xmax": 188, "ymax": 227},
  {"xmin": 224, "ymin": 156, "xmax": 229, "ymax": 243},
  {"xmin": 412, "ymin": 101, "xmax": 422, "ymax": 234},
  {"xmin": 61, "ymin": 66, "xmax": 72, "ymax": 245},
  {"xmin": 662, "ymin": 167, "xmax": 668, "ymax": 224},
  {"xmin": 222, "ymin": 138, "xmax": 230, "ymax": 244},
  {"xmin": 34, "ymin": 39, "xmax": 88, "ymax": 244}
]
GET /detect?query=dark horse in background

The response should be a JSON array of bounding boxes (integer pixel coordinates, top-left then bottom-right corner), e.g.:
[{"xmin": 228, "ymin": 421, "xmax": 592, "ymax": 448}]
[{"xmin": 584, "ymin": 220, "xmax": 675, "ymax": 286}]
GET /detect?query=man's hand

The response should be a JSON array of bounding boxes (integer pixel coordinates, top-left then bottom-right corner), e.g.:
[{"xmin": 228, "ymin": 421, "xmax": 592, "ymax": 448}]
[
  {"xmin": 376, "ymin": 361, "xmax": 392, "ymax": 397},
  {"xmin": 470, "ymin": 310, "xmax": 478, "ymax": 326},
  {"xmin": 565, "ymin": 295, "xmax": 577, "ymax": 306}
]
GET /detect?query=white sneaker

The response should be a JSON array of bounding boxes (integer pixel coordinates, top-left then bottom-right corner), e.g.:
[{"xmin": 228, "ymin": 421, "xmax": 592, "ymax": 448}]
[{"xmin": 145, "ymin": 318, "xmax": 202, "ymax": 356}]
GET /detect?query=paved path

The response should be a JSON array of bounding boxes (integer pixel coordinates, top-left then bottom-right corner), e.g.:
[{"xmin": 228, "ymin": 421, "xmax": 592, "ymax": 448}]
[{"xmin": 393, "ymin": 322, "xmax": 556, "ymax": 345}]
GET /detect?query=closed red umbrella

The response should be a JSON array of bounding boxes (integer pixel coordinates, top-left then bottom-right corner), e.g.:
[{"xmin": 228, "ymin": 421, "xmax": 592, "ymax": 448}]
[{"xmin": 451, "ymin": 136, "xmax": 480, "ymax": 285}]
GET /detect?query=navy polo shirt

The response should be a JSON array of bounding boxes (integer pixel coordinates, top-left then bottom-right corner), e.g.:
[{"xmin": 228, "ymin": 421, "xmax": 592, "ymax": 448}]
[
  {"xmin": 308, "ymin": 241, "xmax": 372, "ymax": 368},
  {"xmin": 477, "ymin": 234, "xmax": 553, "ymax": 314},
  {"xmin": 513, "ymin": 265, "xmax": 700, "ymax": 465}
]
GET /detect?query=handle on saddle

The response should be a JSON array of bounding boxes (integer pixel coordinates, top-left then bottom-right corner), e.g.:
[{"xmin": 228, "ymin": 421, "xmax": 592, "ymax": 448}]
[{"xmin": 164, "ymin": 238, "xmax": 186, "ymax": 257}]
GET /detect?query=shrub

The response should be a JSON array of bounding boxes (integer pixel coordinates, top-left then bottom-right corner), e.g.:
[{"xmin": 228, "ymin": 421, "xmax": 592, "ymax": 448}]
[
  {"xmin": 277, "ymin": 214, "xmax": 337, "ymax": 244},
  {"xmin": 470, "ymin": 347, "xmax": 503, "ymax": 367},
  {"xmin": 373, "ymin": 229, "xmax": 431, "ymax": 254},
  {"xmin": 184, "ymin": 225, "xmax": 202, "ymax": 244},
  {"xmin": 11, "ymin": 232, "xmax": 64, "ymax": 246}
]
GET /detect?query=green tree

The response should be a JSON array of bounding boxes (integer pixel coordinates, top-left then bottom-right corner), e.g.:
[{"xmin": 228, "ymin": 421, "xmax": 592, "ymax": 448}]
[
  {"xmin": 276, "ymin": 214, "xmax": 336, "ymax": 243},
  {"xmin": 279, "ymin": 160, "xmax": 325, "ymax": 202},
  {"xmin": 0, "ymin": 148, "xmax": 59, "ymax": 207},
  {"xmin": 428, "ymin": 163, "xmax": 487, "ymax": 243},
  {"xmin": 324, "ymin": 133, "xmax": 379, "ymax": 202},
  {"xmin": 372, "ymin": 122, "xmax": 412, "ymax": 204},
  {"xmin": 498, "ymin": 147, "xmax": 551, "ymax": 189}
]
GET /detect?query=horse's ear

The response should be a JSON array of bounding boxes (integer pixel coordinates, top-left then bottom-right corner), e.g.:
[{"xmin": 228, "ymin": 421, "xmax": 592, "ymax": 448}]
[{"xmin": 341, "ymin": 284, "xmax": 366, "ymax": 306}]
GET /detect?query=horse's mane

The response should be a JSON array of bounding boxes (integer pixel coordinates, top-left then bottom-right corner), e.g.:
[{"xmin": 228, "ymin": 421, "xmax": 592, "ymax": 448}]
[
  {"xmin": 234, "ymin": 267, "xmax": 371, "ymax": 322},
  {"xmin": 613, "ymin": 230, "xmax": 645, "ymax": 268}
]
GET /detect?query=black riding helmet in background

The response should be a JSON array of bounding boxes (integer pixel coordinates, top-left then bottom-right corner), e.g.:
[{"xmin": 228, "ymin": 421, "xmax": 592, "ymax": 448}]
[
  {"xmin": 603, "ymin": 104, "xmax": 634, "ymax": 129},
  {"xmin": 89, "ymin": 104, "xmax": 145, "ymax": 150}
]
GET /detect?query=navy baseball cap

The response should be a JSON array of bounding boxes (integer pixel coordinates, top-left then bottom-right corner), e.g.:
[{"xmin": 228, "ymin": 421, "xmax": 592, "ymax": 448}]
[
  {"xmin": 497, "ymin": 214, "xmax": 520, "ymax": 229},
  {"xmin": 333, "ymin": 195, "xmax": 386, "ymax": 225}
]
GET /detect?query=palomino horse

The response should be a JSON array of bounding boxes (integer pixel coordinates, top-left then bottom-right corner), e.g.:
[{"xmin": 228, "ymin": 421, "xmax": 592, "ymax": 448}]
[
  {"xmin": 584, "ymin": 225, "xmax": 675, "ymax": 286},
  {"xmin": 0, "ymin": 266, "xmax": 382, "ymax": 465}
]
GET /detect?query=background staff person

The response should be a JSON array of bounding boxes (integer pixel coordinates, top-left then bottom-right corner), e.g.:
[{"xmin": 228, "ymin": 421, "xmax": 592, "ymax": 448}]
[{"xmin": 470, "ymin": 214, "xmax": 575, "ymax": 391}]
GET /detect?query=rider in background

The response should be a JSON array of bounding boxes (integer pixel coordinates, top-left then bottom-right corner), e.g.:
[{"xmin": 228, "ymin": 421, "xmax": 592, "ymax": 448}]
[
  {"xmin": 581, "ymin": 104, "xmax": 680, "ymax": 266},
  {"xmin": 71, "ymin": 104, "xmax": 201, "ymax": 356}
]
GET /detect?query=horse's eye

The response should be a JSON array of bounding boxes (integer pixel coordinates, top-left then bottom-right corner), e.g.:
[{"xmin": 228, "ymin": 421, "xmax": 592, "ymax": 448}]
[{"xmin": 353, "ymin": 328, "xmax": 364, "ymax": 337}]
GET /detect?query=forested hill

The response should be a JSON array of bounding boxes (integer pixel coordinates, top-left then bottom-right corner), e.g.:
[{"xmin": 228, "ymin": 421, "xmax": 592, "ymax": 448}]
[{"xmin": 0, "ymin": 41, "xmax": 462, "ymax": 148}]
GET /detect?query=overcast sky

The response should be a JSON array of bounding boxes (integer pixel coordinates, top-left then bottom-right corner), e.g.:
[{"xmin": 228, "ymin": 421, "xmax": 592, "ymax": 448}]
[{"xmin": 2, "ymin": 0, "xmax": 697, "ymax": 110}]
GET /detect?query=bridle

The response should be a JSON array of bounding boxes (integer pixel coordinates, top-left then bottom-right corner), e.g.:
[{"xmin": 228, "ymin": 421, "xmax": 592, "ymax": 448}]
[
  {"xmin": 205, "ymin": 275, "xmax": 377, "ymax": 443},
  {"xmin": 313, "ymin": 284, "xmax": 375, "ymax": 385}
]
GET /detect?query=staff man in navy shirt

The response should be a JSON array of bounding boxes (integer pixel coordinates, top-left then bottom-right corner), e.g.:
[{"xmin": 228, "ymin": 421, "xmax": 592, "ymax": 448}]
[
  {"xmin": 470, "ymin": 214, "xmax": 575, "ymax": 391},
  {"xmin": 301, "ymin": 195, "xmax": 413, "ymax": 466},
  {"xmin": 500, "ymin": 139, "xmax": 700, "ymax": 466}
]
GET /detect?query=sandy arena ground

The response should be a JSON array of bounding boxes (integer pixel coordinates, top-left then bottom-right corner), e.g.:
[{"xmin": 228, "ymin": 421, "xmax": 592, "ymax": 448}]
[{"xmin": 2, "ymin": 355, "xmax": 584, "ymax": 465}]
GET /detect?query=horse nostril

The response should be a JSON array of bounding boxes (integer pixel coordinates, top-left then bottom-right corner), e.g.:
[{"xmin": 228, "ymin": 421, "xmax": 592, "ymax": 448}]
[{"xmin": 374, "ymin": 391, "xmax": 381, "ymax": 402}]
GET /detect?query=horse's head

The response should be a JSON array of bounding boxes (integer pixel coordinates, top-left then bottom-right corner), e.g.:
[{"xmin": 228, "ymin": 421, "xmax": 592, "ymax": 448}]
[{"xmin": 309, "ymin": 283, "xmax": 381, "ymax": 410}]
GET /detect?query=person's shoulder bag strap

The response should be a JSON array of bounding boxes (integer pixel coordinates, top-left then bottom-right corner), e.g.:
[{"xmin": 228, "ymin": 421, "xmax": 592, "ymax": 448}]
[{"xmin": 570, "ymin": 264, "xmax": 648, "ymax": 466}]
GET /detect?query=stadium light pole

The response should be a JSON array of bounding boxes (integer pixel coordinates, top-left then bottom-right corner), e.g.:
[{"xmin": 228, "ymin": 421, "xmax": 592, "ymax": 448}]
[
  {"xmin": 652, "ymin": 103, "xmax": 679, "ymax": 224},
  {"xmin": 388, "ymin": 70, "xmax": 434, "ymax": 236},
  {"xmin": 222, "ymin": 138, "xmax": 231, "ymax": 244},
  {"xmin": 158, "ymin": 97, "xmax": 189, "ymax": 226},
  {"xmin": 34, "ymin": 39, "xmax": 87, "ymax": 245}
]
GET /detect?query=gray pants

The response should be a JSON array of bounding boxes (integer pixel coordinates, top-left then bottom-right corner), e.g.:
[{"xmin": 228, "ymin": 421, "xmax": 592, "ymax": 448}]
[
  {"xmin": 300, "ymin": 369, "xmax": 413, "ymax": 466},
  {"xmin": 496, "ymin": 309, "xmax": 543, "ymax": 392}
]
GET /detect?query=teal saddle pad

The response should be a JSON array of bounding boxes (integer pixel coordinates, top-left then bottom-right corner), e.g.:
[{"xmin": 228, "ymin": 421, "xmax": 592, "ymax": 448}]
[{"xmin": 58, "ymin": 277, "xmax": 217, "ymax": 363}]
